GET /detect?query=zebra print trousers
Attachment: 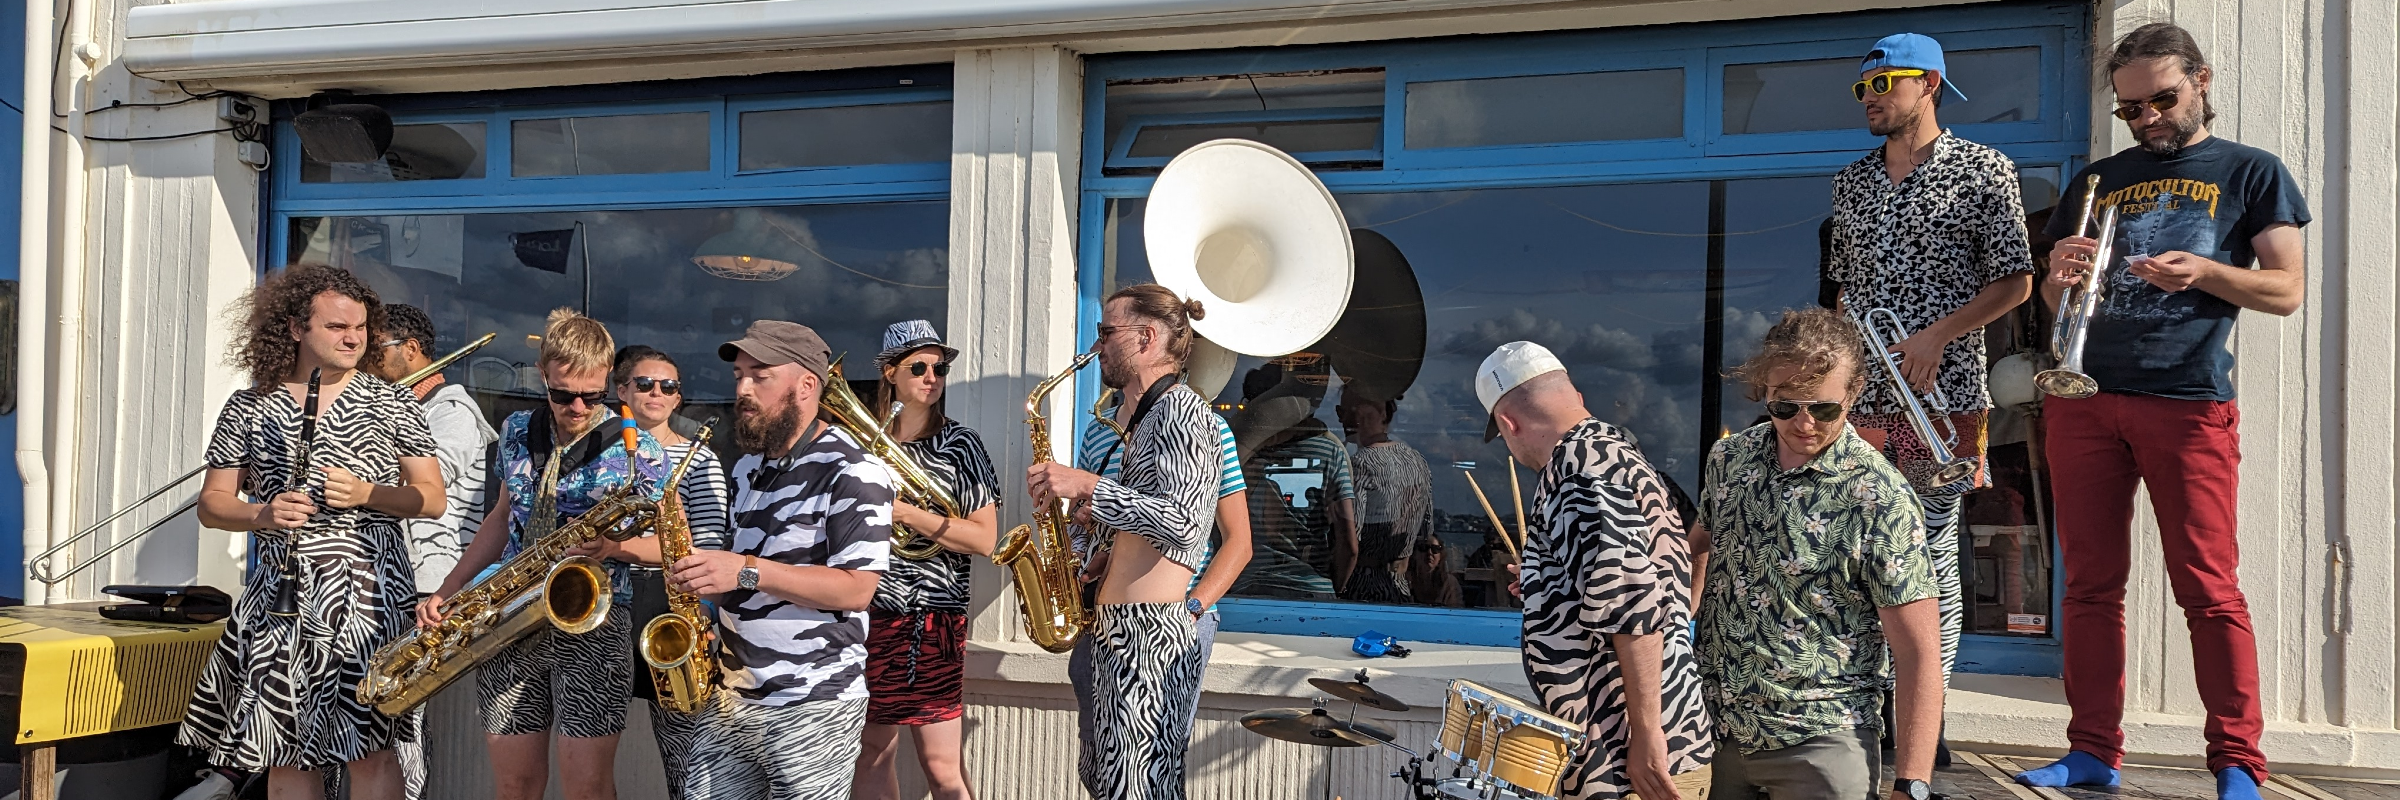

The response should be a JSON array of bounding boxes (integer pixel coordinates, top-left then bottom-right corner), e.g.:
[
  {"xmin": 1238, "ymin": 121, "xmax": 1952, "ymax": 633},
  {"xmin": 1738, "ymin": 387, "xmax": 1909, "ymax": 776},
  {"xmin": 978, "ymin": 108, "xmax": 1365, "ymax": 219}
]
[
  {"xmin": 1081, "ymin": 603, "xmax": 1205, "ymax": 800},
  {"xmin": 1924, "ymin": 493, "xmax": 1964, "ymax": 682},
  {"xmin": 682, "ymin": 693, "xmax": 867, "ymax": 800},
  {"xmin": 648, "ymin": 699, "xmax": 702, "ymax": 800}
]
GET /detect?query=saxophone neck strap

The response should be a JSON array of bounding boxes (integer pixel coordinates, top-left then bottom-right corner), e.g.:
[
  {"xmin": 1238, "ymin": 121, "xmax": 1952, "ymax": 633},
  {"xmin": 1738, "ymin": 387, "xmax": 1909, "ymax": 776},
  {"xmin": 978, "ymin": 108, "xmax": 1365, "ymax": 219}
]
[{"xmin": 1097, "ymin": 374, "xmax": 1179, "ymax": 474}]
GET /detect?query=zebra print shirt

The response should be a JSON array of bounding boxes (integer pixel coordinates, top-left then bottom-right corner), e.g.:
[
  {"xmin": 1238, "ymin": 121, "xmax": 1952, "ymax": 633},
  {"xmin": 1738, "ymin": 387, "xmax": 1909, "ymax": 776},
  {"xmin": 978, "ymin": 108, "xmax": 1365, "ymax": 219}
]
[
  {"xmin": 721, "ymin": 425, "xmax": 894, "ymax": 706},
  {"xmin": 1522, "ymin": 418, "xmax": 1714, "ymax": 799},
  {"xmin": 1074, "ymin": 384, "xmax": 1217, "ymax": 572},
  {"xmin": 870, "ymin": 421, "xmax": 1001, "ymax": 614},
  {"xmin": 206, "ymin": 374, "xmax": 438, "ymax": 540}
]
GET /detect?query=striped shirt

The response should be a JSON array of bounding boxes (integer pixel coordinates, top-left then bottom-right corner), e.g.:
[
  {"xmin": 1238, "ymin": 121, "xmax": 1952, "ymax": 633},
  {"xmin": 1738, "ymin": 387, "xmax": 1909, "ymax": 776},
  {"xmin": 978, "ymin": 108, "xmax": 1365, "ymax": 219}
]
[
  {"xmin": 409, "ymin": 383, "xmax": 496, "ymax": 594},
  {"xmin": 1077, "ymin": 403, "xmax": 1244, "ymax": 608},
  {"xmin": 665, "ymin": 440, "xmax": 733, "ymax": 551}
]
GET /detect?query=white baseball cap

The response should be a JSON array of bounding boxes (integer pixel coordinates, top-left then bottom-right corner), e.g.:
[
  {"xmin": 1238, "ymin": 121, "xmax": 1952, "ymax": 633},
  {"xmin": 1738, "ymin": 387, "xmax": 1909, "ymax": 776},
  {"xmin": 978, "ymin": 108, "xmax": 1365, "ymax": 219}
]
[{"xmin": 1476, "ymin": 341, "xmax": 1566, "ymax": 441}]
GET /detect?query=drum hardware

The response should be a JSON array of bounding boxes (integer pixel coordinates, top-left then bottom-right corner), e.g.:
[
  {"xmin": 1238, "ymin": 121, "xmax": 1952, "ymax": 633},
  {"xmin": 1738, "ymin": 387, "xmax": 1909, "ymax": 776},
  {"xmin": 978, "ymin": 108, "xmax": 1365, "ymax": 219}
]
[
  {"xmin": 1427, "ymin": 679, "xmax": 1584, "ymax": 800},
  {"xmin": 1308, "ymin": 669, "xmax": 1411, "ymax": 712},
  {"xmin": 1238, "ymin": 699, "xmax": 1395, "ymax": 748}
]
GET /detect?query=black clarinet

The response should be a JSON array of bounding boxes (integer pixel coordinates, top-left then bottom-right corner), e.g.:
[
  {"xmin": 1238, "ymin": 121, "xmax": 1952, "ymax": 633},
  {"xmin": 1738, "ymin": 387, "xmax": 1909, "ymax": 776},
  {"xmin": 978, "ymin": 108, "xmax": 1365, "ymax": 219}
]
[{"xmin": 270, "ymin": 367, "xmax": 323, "ymax": 618}]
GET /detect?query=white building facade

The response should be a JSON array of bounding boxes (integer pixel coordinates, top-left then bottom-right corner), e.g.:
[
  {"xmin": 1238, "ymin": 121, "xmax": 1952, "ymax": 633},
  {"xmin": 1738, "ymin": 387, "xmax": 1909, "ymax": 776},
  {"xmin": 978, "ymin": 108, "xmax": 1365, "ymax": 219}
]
[{"xmin": 14, "ymin": 0, "xmax": 2395, "ymax": 796}]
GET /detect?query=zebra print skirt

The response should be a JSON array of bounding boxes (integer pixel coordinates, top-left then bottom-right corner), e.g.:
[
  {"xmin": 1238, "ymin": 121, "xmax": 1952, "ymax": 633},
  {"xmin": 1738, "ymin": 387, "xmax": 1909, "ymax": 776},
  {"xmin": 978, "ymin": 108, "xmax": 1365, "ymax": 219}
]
[
  {"xmin": 1080, "ymin": 603, "xmax": 1205, "ymax": 800},
  {"xmin": 175, "ymin": 525, "xmax": 420, "ymax": 771}
]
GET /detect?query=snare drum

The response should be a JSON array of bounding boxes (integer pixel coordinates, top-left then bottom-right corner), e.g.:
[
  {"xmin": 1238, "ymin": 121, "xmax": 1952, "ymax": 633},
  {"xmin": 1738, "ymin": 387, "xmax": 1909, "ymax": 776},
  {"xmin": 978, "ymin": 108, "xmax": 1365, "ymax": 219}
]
[{"xmin": 1431, "ymin": 680, "xmax": 1586, "ymax": 800}]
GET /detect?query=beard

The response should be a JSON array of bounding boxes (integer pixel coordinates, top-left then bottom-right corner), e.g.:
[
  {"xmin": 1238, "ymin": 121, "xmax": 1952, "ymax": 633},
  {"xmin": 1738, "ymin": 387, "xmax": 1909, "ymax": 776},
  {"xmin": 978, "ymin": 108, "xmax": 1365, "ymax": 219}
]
[
  {"xmin": 1866, "ymin": 103, "xmax": 1921, "ymax": 138},
  {"xmin": 2135, "ymin": 106, "xmax": 2206, "ymax": 156},
  {"xmin": 1099, "ymin": 352, "xmax": 1135, "ymax": 391},
  {"xmin": 733, "ymin": 396, "xmax": 802, "ymax": 454}
]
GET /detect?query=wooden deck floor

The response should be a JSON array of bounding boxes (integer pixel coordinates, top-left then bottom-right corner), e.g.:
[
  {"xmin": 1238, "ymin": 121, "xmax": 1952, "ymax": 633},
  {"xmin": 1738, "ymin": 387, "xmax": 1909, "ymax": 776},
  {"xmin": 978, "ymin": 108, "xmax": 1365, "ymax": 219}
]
[{"xmin": 1934, "ymin": 752, "xmax": 2400, "ymax": 800}]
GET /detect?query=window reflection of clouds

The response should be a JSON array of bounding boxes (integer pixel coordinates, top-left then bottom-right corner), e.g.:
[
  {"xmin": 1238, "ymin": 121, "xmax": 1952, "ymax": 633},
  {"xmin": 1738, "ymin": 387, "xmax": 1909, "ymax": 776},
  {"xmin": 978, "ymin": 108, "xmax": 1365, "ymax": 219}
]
[{"xmin": 293, "ymin": 202, "xmax": 948, "ymax": 412}]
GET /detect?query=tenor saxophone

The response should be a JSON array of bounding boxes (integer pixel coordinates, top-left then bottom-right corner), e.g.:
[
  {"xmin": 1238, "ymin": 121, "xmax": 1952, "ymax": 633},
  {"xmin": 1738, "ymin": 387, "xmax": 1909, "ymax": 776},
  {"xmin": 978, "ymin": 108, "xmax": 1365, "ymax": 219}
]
[
  {"xmin": 993, "ymin": 352, "xmax": 1100, "ymax": 653},
  {"xmin": 356, "ymin": 437, "xmax": 710, "ymax": 717},
  {"xmin": 640, "ymin": 420, "xmax": 722, "ymax": 715}
]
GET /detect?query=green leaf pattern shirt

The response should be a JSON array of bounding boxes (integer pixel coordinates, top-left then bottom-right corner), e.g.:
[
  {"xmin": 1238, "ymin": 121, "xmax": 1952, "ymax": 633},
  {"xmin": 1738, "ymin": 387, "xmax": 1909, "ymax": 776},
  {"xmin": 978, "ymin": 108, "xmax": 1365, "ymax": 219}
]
[{"xmin": 1695, "ymin": 423, "xmax": 1935, "ymax": 754}]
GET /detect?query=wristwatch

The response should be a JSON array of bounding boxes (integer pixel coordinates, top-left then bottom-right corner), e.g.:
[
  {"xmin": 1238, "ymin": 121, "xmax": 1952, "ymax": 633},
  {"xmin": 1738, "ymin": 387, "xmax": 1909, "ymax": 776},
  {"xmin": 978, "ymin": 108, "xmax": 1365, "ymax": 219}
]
[
  {"xmin": 1894, "ymin": 778, "xmax": 1932, "ymax": 800},
  {"xmin": 736, "ymin": 555, "xmax": 760, "ymax": 591},
  {"xmin": 1184, "ymin": 597, "xmax": 1205, "ymax": 616}
]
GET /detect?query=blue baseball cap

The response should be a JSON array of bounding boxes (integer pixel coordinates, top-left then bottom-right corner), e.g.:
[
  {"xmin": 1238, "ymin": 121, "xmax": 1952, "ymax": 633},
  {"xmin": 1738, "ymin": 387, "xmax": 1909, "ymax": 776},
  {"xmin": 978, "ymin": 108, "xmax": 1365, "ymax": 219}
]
[{"xmin": 1860, "ymin": 33, "xmax": 1970, "ymax": 102}]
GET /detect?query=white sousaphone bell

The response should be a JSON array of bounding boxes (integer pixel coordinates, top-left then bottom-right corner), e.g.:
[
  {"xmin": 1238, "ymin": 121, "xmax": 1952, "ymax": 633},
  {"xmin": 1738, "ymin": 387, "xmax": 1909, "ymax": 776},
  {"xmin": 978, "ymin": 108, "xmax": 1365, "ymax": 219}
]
[{"xmin": 1146, "ymin": 139, "xmax": 1356, "ymax": 390}]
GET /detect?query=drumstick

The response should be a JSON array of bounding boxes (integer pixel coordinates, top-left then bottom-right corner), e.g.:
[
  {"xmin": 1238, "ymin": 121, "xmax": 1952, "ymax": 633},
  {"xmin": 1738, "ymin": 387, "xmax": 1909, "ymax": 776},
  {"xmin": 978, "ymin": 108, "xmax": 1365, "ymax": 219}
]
[
  {"xmin": 1508, "ymin": 460, "xmax": 1528, "ymax": 544},
  {"xmin": 1459, "ymin": 470, "xmax": 1520, "ymax": 559}
]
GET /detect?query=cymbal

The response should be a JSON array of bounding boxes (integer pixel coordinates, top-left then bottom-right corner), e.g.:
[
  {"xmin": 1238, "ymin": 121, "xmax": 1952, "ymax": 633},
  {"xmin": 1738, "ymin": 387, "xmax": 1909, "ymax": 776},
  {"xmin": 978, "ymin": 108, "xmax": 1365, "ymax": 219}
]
[
  {"xmin": 1309, "ymin": 675, "xmax": 1410, "ymax": 712},
  {"xmin": 1238, "ymin": 707, "xmax": 1395, "ymax": 748}
]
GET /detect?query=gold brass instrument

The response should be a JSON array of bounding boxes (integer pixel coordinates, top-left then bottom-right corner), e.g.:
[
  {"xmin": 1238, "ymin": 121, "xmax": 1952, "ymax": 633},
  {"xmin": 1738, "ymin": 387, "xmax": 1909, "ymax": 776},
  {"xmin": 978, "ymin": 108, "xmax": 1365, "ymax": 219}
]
[
  {"xmin": 1850, "ymin": 307, "xmax": 1980, "ymax": 488},
  {"xmin": 639, "ymin": 418, "xmax": 721, "ymax": 716},
  {"xmin": 994, "ymin": 351, "xmax": 1101, "ymax": 653},
  {"xmin": 28, "ymin": 332, "xmax": 500, "ymax": 588},
  {"xmin": 2038, "ymin": 174, "xmax": 2118, "ymax": 399},
  {"xmin": 356, "ymin": 431, "xmax": 710, "ymax": 717},
  {"xmin": 820, "ymin": 356, "xmax": 962, "ymax": 561}
]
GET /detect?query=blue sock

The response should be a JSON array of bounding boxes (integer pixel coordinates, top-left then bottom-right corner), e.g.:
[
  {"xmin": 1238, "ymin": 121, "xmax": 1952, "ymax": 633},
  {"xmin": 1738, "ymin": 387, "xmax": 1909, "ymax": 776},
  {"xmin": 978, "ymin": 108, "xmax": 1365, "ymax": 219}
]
[
  {"xmin": 2217, "ymin": 767, "xmax": 2263, "ymax": 800},
  {"xmin": 2014, "ymin": 751, "xmax": 2120, "ymax": 787}
]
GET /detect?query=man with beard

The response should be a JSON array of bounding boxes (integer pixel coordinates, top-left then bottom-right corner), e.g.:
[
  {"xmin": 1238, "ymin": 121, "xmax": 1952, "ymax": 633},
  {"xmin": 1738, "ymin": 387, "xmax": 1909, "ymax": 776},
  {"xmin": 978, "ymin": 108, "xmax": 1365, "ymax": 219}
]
[
  {"xmin": 1824, "ymin": 35, "xmax": 2033, "ymax": 747},
  {"xmin": 2013, "ymin": 23, "xmax": 2307, "ymax": 800},
  {"xmin": 1027, "ymin": 283, "xmax": 1219, "ymax": 800},
  {"xmin": 668, "ymin": 320, "xmax": 893, "ymax": 800}
]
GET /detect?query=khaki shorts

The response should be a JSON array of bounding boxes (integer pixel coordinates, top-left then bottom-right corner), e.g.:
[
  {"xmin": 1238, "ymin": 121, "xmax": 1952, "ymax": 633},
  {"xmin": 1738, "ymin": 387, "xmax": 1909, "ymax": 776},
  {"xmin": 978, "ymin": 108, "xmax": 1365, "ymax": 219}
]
[{"xmin": 1627, "ymin": 764, "xmax": 1713, "ymax": 800}]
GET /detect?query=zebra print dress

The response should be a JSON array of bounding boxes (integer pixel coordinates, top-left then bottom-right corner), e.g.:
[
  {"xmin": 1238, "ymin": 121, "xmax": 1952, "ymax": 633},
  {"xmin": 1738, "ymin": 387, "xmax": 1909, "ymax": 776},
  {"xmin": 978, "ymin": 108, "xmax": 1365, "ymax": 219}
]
[{"xmin": 176, "ymin": 375, "xmax": 438, "ymax": 771}]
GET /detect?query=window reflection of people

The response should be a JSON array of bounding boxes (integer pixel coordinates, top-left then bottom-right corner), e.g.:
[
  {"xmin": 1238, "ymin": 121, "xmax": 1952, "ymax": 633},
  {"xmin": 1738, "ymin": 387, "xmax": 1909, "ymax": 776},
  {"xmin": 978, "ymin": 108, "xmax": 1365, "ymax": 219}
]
[
  {"xmin": 1336, "ymin": 383, "xmax": 1430, "ymax": 603},
  {"xmin": 1229, "ymin": 363, "xmax": 1357, "ymax": 599},
  {"xmin": 1406, "ymin": 534, "xmax": 1463, "ymax": 608}
]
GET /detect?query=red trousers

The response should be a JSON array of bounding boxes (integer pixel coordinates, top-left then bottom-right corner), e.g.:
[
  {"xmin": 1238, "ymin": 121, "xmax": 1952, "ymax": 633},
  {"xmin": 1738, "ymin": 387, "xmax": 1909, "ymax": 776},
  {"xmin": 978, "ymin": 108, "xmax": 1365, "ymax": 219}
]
[{"xmin": 2043, "ymin": 392, "xmax": 2265, "ymax": 778}]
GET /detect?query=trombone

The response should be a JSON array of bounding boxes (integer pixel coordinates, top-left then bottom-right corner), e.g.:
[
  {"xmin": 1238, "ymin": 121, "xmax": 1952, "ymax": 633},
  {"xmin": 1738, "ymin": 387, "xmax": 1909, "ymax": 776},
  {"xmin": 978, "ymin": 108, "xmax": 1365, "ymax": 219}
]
[
  {"xmin": 2037, "ymin": 174, "xmax": 2117, "ymax": 399},
  {"xmin": 26, "ymin": 332, "xmax": 498, "ymax": 587},
  {"xmin": 1850, "ymin": 308, "xmax": 1980, "ymax": 489}
]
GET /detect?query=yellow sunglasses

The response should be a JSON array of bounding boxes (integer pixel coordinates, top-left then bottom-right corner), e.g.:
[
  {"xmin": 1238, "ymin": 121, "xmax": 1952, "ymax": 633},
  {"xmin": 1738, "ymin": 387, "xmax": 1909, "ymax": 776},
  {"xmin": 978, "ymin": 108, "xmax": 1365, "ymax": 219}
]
[{"xmin": 1852, "ymin": 69, "xmax": 1928, "ymax": 101}]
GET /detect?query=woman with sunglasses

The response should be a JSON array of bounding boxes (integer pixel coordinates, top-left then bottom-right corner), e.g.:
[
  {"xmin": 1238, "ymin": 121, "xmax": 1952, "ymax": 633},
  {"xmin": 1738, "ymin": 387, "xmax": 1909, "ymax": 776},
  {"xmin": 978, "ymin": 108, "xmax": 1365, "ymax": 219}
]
[
  {"xmin": 1694, "ymin": 308, "xmax": 1943, "ymax": 800},
  {"xmin": 420, "ymin": 309, "xmax": 665, "ymax": 800},
  {"xmin": 851, "ymin": 320, "xmax": 1001, "ymax": 800},
  {"xmin": 608, "ymin": 345, "xmax": 731, "ymax": 800}
]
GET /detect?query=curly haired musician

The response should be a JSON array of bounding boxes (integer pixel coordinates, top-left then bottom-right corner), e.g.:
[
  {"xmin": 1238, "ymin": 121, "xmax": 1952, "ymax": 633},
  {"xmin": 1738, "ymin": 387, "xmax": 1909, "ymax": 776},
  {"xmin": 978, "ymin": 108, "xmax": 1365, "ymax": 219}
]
[
  {"xmin": 2014, "ymin": 24, "xmax": 2308, "ymax": 800},
  {"xmin": 178, "ymin": 264, "xmax": 447, "ymax": 800},
  {"xmin": 421, "ymin": 309, "xmax": 666, "ymax": 800},
  {"xmin": 851, "ymin": 320, "xmax": 1005, "ymax": 800},
  {"xmin": 1696, "ymin": 309, "xmax": 1943, "ymax": 800},
  {"xmin": 670, "ymin": 321, "xmax": 893, "ymax": 800},
  {"xmin": 1480, "ymin": 342, "xmax": 1714, "ymax": 800},
  {"xmin": 1026, "ymin": 284, "xmax": 1220, "ymax": 800}
]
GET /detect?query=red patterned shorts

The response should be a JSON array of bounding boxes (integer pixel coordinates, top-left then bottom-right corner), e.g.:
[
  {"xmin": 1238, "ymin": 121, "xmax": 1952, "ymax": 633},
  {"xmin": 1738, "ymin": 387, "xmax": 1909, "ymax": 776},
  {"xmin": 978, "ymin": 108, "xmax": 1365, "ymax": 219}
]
[
  {"xmin": 865, "ymin": 609, "xmax": 968, "ymax": 726},
  {"xmin": 1852, "ymin": 410, "xmax": 1989, "ymax": 494}
]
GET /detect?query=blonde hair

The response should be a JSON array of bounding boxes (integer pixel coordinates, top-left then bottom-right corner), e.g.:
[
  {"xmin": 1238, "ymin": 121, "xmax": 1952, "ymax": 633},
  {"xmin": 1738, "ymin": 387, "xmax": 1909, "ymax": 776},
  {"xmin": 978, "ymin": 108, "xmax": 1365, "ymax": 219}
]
[{"xmin": 538, "ymin": 307, "xmax": 615, "ymax": 376}]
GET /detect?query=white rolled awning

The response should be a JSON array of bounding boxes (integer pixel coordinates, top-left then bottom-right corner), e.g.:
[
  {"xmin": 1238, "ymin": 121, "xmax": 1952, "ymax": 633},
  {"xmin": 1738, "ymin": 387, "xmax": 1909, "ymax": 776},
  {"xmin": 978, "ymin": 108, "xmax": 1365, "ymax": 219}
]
[{"xmin": 124, "ymin": 0, "xmax": 1551, "ymax": 80}]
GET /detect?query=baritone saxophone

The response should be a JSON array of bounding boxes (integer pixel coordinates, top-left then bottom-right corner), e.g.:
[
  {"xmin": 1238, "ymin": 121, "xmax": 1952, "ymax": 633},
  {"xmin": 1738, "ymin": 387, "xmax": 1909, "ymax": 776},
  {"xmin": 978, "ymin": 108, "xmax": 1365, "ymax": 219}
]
[
  {"xmin": 993, "ymin": 352, "xmax": 1100, "ymax": 654},
  {"xmin": 641, "ymin": 419, "xmax": 723, "ymax": 715},
  {"xmin": 356, "ymin": 434, "xmax": 708, "ymax": 717}
]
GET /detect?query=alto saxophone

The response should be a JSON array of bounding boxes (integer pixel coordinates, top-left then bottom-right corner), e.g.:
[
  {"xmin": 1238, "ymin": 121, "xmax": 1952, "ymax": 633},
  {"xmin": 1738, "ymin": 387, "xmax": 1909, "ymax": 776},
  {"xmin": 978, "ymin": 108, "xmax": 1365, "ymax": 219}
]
[
  {"xmin": 993, "ymin": 352, "xmax": 1101, "ymax": 653},
  {"xmin": 356, "ymin": 436, "xmax": 710, "ymax": 717},
  {"xmin": 640, "ymin": 420, "xmax": 721, "ymax": 716},
  {"xmin": 820, "ymin": 356, "xmax": 964, "ymax": 560}
]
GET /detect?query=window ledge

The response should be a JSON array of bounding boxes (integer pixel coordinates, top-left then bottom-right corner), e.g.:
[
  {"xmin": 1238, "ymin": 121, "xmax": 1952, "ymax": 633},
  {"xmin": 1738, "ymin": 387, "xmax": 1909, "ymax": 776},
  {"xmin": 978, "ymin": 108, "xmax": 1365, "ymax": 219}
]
[{"xmin": 968, "ymin": 631, "xmax": 1530, "ymax": 709}]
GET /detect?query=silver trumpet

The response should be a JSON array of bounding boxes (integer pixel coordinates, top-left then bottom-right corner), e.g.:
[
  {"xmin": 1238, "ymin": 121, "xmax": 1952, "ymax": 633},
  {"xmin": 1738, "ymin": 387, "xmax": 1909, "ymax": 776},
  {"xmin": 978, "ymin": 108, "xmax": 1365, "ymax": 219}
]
[
  {"xmin": 2038, "ymin": 174, "xmax": 2117, "ymax": 399},
  {"xmin": 1851, "ymin": 307, "xmax": 1980, "ymax": 489}
]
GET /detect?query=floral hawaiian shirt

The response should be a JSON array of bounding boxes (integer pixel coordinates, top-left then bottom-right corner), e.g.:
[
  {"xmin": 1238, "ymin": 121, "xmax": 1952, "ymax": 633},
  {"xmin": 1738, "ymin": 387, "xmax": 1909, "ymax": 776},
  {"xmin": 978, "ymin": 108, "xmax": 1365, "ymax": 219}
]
[
  {"xmin": 497, "ymin": 408, "xmax": 666, "ymax": 605},
  {"xmin": 1694, "ymin": 422, "xmax": 1934, "ymax": 753}
]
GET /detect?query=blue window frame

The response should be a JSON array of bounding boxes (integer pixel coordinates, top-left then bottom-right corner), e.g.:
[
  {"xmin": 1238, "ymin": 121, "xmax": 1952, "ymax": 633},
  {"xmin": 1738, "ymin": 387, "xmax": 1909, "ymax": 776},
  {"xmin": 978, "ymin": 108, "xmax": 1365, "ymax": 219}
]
[{"xmin": 1078, "ymin": 2, "xmax": 2086, "ymax": 675}]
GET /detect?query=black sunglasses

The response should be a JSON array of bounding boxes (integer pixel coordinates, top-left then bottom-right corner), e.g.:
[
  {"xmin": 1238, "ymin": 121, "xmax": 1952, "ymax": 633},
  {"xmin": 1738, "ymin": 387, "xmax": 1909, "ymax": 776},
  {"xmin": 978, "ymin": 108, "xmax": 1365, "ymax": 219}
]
[
  {"xmin": 905, "ymin": 362, "xmax": 951, "ymax": 378},
  {"xmin": 2111, "ymin": 84, "xmax": 2186, "ymax": 121},
  {"xmin": 627, "ymin": 377, "xmax": 682, "ymax": 396},
  {"xmin": 547, "ymin": 388, "xmax": 609, "ymax": 408},
  {"xmin": 1765, "ymin": 399, "xmax": 1847, "ymax": 423}
]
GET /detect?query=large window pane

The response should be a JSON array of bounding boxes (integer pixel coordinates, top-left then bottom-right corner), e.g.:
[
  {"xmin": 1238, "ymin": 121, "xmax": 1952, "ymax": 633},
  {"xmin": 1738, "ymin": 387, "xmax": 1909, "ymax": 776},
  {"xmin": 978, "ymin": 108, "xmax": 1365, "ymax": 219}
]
[
  {"xmin": 1405, "ymin": 69, "xmax": 1684, "ymax": 149},
  {"xmin": 1723, "ymin": 47, "xmax": 2043, "ymax": 135},
  {"xmin": 300, "ymin": 122, "xmax": 486, "ymax": 183},
  {"xmin": 286, "ymin": 202, "xmax": 947, "ymax": 447},
  {"xmin": 511, "ymin": 112, "xmax": 711, "ymax": 177},
  {"xmin": 739, "ymin": 102, "xmax": 953, "ymax": 171}
]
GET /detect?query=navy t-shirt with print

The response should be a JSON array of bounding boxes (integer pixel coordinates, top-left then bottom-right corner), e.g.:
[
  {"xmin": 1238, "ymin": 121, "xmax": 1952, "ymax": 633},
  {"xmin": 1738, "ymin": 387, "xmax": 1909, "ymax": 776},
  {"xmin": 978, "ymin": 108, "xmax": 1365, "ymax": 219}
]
[{"xmin": 2046, "ymin": 136, "xmax": 2309, "ymax": 400}]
